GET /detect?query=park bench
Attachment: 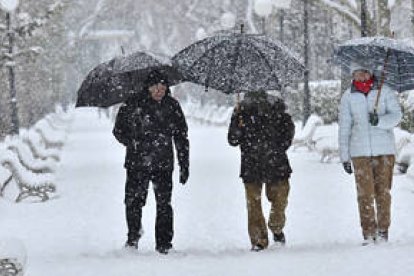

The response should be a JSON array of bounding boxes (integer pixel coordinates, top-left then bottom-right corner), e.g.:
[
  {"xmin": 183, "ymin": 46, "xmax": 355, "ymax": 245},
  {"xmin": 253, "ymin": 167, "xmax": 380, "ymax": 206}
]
[{"xmin": 0, "ymin": 147, "xmax": 56, "ymax": 203}]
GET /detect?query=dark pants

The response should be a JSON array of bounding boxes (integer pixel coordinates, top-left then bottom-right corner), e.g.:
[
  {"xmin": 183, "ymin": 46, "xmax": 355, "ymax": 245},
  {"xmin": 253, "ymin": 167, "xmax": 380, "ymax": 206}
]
[{"xmin": 125, "ymin": 169, "xmax": 173, "ymax": 249}]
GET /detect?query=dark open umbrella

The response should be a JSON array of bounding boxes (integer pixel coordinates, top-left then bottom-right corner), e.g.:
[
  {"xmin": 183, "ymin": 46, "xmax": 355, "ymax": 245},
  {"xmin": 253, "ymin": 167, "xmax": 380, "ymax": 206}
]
[
  {"xmin": 334, "ymin": 36, "xmax": 414, "ymax": 93},
  {"xmin": 113, "ymin": 51, "xmax": 183, "ymax": 86},
  {"xmin": 75, "ymin": 59, "xmax": 135, "ymax": 108},
  {"xmin": 172, "ymin": 30, "xmax": 304, "ymax": 94},
  {"xmin": 76, "ymin": 51, "xmax": 183, "ymax": 108}
]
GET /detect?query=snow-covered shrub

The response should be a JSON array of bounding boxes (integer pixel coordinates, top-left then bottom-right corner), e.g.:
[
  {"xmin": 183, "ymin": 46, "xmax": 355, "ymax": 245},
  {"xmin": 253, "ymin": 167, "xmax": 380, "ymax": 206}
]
[
  {"xmin": 286, "ymin": 80, "xmax": 341, "ymax": 124},
  {"xmin": 399, "ymin": 92, "xmax": 414, "ymax": 133}
]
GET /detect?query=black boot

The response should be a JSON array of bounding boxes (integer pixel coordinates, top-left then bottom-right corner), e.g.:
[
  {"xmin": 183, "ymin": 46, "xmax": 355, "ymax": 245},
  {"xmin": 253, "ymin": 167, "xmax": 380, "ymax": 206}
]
[
  {"xmin": 124, "ymin": 239, "xmax": 138, "ymax": 249},
  {"xmin": 156, "ymin": 244, "xmax": 172, "ymax": 255},
  {"xmin": 273, "ymin": 232, "xmax": 286, "ymax": 245}
]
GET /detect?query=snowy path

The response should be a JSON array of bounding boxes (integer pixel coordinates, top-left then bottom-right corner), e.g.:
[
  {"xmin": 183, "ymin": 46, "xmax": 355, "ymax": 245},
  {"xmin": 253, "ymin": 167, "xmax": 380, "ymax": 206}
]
[{"xmin": 2, "ymin": 108, "xmax": 414, "ymax": 276}]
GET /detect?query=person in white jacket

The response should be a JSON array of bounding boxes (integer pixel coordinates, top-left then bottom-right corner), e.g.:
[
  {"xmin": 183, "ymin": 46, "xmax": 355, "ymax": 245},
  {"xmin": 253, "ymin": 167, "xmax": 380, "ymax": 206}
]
[{"xmin": 339, "ymin": 62, "xmax": 402, "ymax": 245}]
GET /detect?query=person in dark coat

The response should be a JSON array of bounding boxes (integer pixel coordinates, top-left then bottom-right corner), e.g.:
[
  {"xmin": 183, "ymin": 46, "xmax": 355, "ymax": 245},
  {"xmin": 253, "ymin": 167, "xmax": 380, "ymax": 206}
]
[
  {"xmin": 228, "ymin": 91, "xmax": 294, "ymax": 251},
  {"xmin": 113, "ymin": 70, "xmax": 189, "ymax": 254}
]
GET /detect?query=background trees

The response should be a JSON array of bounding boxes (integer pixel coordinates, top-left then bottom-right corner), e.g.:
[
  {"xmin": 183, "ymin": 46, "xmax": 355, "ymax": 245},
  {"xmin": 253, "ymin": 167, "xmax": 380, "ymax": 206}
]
[{"xmin": 0, "ymin": 0, "xmax": 413, "ymax": 136}]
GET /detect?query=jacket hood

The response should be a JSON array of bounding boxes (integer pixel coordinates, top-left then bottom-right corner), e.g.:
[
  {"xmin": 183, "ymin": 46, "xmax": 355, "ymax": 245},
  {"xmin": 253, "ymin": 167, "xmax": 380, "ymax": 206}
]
[{"xmin": 242, "ymin": 92, "xmax": 286, "ymax": 113}]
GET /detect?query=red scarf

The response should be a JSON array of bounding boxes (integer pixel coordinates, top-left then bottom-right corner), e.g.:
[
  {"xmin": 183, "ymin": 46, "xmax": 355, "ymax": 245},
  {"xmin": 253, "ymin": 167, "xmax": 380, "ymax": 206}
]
[{"xmin": 353, "ymin": 77, "xmax": 374, "ymax": 94}]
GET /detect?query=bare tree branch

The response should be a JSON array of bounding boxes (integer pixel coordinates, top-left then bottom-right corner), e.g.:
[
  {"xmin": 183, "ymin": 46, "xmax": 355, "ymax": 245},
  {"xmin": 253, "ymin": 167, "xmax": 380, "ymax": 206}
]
[
  {"xmin": 78, "ymin": 0, "xmax": 107, "ymax": 38},
  {"xmin": 317, "ymin": 0, "xmax": 361, "ymax": 26}
]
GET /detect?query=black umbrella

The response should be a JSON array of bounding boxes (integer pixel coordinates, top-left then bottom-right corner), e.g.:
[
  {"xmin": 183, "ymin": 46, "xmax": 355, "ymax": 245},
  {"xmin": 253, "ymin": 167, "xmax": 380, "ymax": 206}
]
[
  {"xmin": 75, "ymin": 59, "xmax": 136, "ymax": 108},
  {"xmin": 334, "ymin": 36, "xmax": 414, "ymax": 92},
  {"xmin": 76, "ymin": 52, "xmax": 183, "ymax": 108},
  {"xmin": 172, "ymin": 31, "xmax": 304, "ymax": 94},
  {"xmin": 113, "ymin": 51, "xmax": 183, "ymax": 86}
]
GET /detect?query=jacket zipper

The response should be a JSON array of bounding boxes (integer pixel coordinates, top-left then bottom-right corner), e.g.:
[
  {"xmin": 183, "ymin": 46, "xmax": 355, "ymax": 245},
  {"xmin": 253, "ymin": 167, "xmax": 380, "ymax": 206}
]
[{"xmin": 365, "ymin": 93, "xmax": 373, "ymax": 156}]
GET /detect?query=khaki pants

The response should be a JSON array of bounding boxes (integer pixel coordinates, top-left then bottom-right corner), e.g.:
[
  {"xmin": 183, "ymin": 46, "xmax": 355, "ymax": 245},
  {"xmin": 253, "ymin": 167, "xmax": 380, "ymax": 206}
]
[
  {"xmin": 352, "ymin": 155, "xmax": 395, "ymax": 239},
  {"xmin": 244, "ymin": 179, "xmax": 290, "ymax": 248}
]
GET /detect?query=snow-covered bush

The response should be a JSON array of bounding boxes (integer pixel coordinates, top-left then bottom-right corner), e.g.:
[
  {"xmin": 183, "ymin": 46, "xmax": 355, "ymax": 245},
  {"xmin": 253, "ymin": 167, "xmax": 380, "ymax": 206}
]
[
  {"xmin": 399, "ymin": 92, "xmax": 414, "ymax": 133},
  {"xmin": 286, "ymin": 80, "xmax": 341, "ymax": 124}
]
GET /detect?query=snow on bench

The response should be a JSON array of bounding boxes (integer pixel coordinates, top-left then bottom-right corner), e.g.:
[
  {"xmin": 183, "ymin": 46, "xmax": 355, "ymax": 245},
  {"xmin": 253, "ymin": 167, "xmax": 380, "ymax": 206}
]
[
  {"xmin": 44, "ymin": 111, "xmax": 73, "ymax": 132},
  {"xmin": 292, "ymin": 114, "xmax": 323, "ymax": 151},
  {"xmin": 0, "ymin": 165, "xmax": 12, "ymax": 197},
  {"xmin": 33, "ymin": 119, "xmax": 67, "ymax": 149},
  {"xmin": 0, "ymin": 258, "xmax": 24, "ymax": 276},
  {"xmin": 394, "ymin": 128, "xmax": 413, "ymax": 174},
  {"xmin": 19, "ymin": 129, "xmax": 61, "ymax": 162},
  {"xmin": 211, "ymin": 106, "xmax": 233, "ymax": 126},
  {"xmin": 4, "ymin": 136, "xmax": 57, "ymax": 174},
  {"xmin": 182, "ymin": 102, "xmax": 233, "ymax": 126},
  {"xmin": 0, "ymin": 147, "xmax": 56, "ymax": 203},
  {"xmin": 313, "ymin": 123, "xmax": 339, "ymax": 163}
]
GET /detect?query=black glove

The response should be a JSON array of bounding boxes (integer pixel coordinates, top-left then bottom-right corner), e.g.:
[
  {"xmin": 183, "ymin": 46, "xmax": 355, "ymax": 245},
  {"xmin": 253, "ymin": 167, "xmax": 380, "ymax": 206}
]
[
  {"xmin": 343, "ymin": 162, "xmax": 353, "ymax": 174},
  {"xmin": 179, "ymin": 166, "xmax": 189, "ymax": 185},
  {"xmin": 369, "ymin": 111, "xmax": 379, "ymax": 126}
]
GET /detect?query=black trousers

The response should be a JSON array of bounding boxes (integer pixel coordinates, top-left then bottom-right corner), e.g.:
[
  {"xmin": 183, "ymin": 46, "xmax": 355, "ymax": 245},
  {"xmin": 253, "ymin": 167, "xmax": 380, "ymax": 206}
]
[{"xmin": 125, "ymin": 169, "xmax": 173, "ymax": 249}]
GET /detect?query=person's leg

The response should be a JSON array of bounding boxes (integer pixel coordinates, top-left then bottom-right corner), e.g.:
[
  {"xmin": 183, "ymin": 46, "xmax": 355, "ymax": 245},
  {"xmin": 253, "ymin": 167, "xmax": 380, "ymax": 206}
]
[
  {"xmin": 373, "ymin": 155, "xmax": 395, "ymax": 241},
  {"xmin": 151, "ymin": 170, "xmax": 173, "ymax": 253},
  {"xmin": 266, "ymin": 179, "xmax": 290, "ymax": 243},
  {"xmin": 352, "ymin": 157, "xmax": 377, "ymax": 241},
  {"xmin": 124, "ymin": 169, "xmax": 150, "ymax": 247},
  {"xmin": 244, "ymin": 182, "xmax": 268, "ymax": 250}
]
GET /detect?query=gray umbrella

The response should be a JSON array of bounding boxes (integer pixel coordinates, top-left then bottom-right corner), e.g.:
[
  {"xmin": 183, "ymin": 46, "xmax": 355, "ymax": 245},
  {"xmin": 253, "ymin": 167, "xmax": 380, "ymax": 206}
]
[
  {"xmin": 172, "ymin": 32, "xmax": 304, "ymax": 94},
  {"xmin": 334, "ymin": 37, "xmax": 414, "ymax": 92}
]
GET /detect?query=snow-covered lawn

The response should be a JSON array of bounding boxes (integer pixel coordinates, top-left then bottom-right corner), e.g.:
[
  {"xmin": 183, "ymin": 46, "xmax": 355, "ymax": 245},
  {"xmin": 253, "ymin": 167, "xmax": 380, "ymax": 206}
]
[{"xmin": 2, "ymin": 108, "xmax": 414, "ymax": 276}]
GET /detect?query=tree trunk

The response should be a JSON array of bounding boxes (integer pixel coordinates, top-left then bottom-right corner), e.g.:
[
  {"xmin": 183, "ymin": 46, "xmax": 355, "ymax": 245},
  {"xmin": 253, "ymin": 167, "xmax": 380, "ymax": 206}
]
[
  {"xmin": 303, "ymin": 0, "xmax": 311, "ymax": 126},
  {"xmin": 6, "ymin": 13, "xmax": 19, "ymax": 135},
  {"xmin": 377, "ymin": 0, "xmax": 392, "ymax": 36},
  {"xmin": 361, "ymin": 0, "xmax": 369, "ymax": 36},
  {"xmin": 412, "ymin": 0, "xmax": 414, "ymax": 37}
]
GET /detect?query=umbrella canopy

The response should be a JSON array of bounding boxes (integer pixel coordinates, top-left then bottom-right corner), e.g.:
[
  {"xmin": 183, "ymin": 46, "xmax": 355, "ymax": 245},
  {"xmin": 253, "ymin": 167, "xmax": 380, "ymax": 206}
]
[
  {"xmin": 172, "ymin": 33, "xmax": 304, "ymax": 94},
  {"xmin": 334, "ymin": 36, "xmax": 414, "ymax": 92},
  {"xmin": 76, "ymin": 52, "xmax": 183, "ymax": 108},
  {"xmin": 113, "ymin": 51, "xmax": 183, "ymax": 86},
  {"xmin": 75, "ymin": 59, "xmax": 136, "ymax": 108}
]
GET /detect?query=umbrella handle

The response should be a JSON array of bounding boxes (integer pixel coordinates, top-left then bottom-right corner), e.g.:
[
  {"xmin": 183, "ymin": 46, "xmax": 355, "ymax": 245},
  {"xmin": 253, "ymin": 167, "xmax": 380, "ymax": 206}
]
[
  {"xmin": 374, "ymin": 48, "xmax": 391, "ymax": 113},
  {"xmin": 374, "ymin": 32, "xmax": 394, "ymax": 113}
]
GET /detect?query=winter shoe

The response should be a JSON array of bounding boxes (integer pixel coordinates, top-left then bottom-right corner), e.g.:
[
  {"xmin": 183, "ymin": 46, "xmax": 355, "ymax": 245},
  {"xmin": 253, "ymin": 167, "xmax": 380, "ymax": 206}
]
[
  {"xmin": 362, "ymin": 236, "xmax": 376, "ymax": 246},
  {"xmin": 273, "ymin": 232, "xmax": 286, "ymax": 245},
  {"xmin": 377, "ymin": 230, "xmax": 389, "ymax": 243},
  {"xmin": 156, "ymin": 244, "xmax": 172, "ymax": 255},
  {"xmin": 124, "ymin": 239, "xmax": 138, "ymax": 249},
  {"xmin": 251, "ymin": 244, "xmax": 265, "ymax": 252}
]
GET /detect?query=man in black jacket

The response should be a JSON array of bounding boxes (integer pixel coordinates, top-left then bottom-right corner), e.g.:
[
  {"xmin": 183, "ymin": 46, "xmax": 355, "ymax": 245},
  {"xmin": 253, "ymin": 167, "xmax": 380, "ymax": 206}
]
[
  {"xmin": 113, "ymin": 70, "xmax": 189, "ymax": 254},
  {"xmin": 228, "ymin": 91, "xmax": 294, "ymax": 251}
]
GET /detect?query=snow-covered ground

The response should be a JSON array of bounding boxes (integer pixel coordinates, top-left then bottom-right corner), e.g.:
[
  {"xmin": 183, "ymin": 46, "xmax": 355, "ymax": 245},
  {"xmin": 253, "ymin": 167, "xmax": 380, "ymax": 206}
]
[{"xmin": 2, "ymin": 108, "xmax": 414, "ymax": 276}]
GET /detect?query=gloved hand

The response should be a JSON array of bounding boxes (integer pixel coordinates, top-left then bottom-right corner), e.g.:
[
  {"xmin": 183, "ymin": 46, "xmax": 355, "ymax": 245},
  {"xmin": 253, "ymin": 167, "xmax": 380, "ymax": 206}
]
[
  {"xmin": 343, "ymin": 162, "xmax": 353, "ymax": 174},
  {"xmin": 369, "ymin": 111, "xmax": 379, "ymax": 126},
  {"xmin": 179, "ymin": 166, "xmax": 189, "ymax": 185}
]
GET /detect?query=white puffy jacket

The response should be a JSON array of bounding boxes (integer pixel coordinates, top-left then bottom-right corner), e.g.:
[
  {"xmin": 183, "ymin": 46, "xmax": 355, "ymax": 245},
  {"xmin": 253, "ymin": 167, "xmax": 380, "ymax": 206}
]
[{"xmin": 338, "ymin": 84, "xmax": 402, "ymax": 162}]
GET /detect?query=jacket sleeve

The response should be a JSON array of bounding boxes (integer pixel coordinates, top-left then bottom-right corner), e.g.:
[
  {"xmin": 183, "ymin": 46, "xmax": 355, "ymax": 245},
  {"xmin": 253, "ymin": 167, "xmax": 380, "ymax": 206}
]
[
  {"xmin": 279, "ymin": 113, "xmax": 295, "ymax": 151},
  {"xmin": 172, "ymin": 103, "xmax": 189, "ymax": 169},
  {"xmin": 227, "ymin": 108, "xmax": 242, "ymax": 147},
  {"xmin": 376, "ymin": 86, "xmax": 402, "ymax": 130},
  {"xmin": 338, "ymin": 91, "xmax": 352, "ymax": 162},
  {"xmin": 113, "ymin": 104, "xmax": 132, "ymax": 147}
]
